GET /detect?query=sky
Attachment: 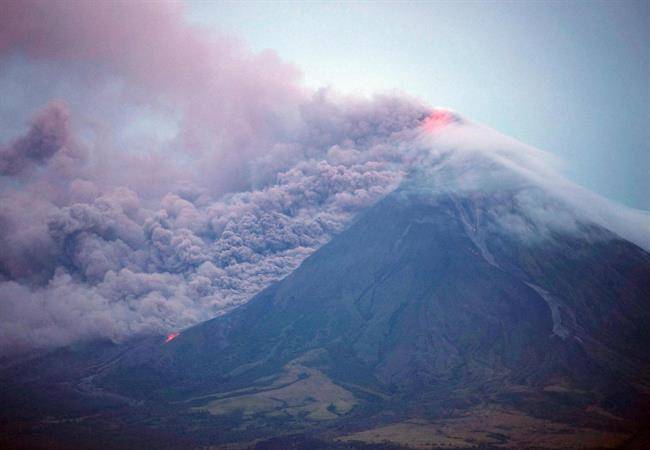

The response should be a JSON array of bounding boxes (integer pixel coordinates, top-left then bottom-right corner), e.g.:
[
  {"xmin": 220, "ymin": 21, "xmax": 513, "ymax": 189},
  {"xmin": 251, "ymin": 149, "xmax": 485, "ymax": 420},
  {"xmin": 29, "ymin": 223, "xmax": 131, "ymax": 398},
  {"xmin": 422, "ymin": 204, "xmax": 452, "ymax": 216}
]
[
  {"xmin": 187, "ymin": 0, "xmax": 650, "ymax": 210},
  {"xmin": 0, "ymin": 0, "xmax": 648, "ymax": 354}
]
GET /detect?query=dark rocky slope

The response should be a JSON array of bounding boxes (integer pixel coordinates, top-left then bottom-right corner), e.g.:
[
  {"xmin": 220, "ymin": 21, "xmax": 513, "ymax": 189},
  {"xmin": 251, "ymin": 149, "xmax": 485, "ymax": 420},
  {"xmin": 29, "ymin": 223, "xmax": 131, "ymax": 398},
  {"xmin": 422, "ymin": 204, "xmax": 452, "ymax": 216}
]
[{"xmin": 2, "ymin": 179, "xmax": 649, "ymax": 448}]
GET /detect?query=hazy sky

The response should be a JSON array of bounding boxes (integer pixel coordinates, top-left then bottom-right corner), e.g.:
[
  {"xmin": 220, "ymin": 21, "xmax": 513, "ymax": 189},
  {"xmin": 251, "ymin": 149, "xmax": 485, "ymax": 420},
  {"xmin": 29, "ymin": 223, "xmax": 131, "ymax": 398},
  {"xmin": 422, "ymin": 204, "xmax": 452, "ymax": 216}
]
[{"xmin": 187, "ymin": 0, "xmax": 649, "ymax": 210}]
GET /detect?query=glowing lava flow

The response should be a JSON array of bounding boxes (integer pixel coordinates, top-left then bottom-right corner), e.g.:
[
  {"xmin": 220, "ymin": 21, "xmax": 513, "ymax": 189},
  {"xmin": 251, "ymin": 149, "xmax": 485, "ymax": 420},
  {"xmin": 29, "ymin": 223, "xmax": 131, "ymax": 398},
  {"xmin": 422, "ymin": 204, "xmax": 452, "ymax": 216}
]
[
  {"xmin": 165, "ymin": 332, "xmax": 180, "ymax": 343},
  {"xmin": 422, "ymin": 109, "xmax": 456, "ymax": 132}
]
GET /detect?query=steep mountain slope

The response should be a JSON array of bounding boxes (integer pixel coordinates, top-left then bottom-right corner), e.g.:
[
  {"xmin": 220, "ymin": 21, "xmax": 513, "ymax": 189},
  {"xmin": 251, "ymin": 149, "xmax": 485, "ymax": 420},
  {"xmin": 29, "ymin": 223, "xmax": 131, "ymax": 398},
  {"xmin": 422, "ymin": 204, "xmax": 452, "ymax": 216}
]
[
  {"xmin": 3, "ymin": 171, "xmax": 649, "ymax": 448},
  {"xmin": 98, "ymin": 179, "xmax": 650, "ymax": 389}
]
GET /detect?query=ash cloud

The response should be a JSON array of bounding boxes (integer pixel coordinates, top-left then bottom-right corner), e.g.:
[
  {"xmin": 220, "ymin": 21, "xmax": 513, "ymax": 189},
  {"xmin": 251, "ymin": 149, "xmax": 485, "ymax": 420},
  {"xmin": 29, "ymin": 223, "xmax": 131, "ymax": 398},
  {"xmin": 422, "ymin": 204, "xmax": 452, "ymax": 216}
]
[
  {"xmin": 0, "ymin": 88, "xmax": 428, "ymax": 353},
  {"xmin": 0, "ymin": 102, "xmax": 71, "ymax": 176}
]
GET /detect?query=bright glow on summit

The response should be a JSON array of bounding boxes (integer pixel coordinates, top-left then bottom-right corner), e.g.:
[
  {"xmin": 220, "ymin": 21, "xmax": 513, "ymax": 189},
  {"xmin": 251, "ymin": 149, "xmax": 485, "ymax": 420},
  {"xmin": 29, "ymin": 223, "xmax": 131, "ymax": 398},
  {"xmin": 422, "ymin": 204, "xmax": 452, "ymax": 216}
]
[{"xmin": 423, "ymin": 109, "xmax": 456, "ymax": 132}]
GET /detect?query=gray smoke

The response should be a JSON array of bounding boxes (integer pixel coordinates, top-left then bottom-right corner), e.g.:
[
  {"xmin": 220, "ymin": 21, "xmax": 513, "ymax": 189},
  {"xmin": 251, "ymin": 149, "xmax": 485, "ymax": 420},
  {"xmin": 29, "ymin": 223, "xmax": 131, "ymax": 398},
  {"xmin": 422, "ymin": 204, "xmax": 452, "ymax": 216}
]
[{"xmin": 0, "ymin": 90, "xmax": 431, "ymax": 354}]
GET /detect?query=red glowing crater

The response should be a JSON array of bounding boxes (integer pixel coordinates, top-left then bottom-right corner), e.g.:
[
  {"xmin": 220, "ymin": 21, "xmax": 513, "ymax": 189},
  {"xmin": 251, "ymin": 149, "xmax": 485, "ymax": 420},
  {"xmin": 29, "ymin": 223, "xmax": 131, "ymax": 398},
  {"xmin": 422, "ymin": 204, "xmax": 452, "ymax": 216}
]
[
  {"xmin": 165, "ymin": 332, "xmax": 180, "ymax": 343},
  {"xmin": 423, "ymin": 109, "xmax": 455, "ymax": 132}
]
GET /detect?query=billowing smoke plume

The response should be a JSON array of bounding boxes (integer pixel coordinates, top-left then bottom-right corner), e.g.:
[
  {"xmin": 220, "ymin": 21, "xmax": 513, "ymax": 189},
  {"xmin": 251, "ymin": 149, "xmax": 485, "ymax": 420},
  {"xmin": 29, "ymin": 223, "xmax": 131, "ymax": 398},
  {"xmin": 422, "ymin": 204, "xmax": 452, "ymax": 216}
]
[
  {"xmin": 0, "ymin": 92, "xmax": 430, "ymax": 354},
  {"xmin": 0, "ymin": 102, "xmax": 71, "ymax": 176},
  {"xmin": 1, "ymin": 1, "xmax": 647, "ymax": 355},
  {"xmin": 0, "ymin": 0, "xmax": 430, "ymax": 353}
]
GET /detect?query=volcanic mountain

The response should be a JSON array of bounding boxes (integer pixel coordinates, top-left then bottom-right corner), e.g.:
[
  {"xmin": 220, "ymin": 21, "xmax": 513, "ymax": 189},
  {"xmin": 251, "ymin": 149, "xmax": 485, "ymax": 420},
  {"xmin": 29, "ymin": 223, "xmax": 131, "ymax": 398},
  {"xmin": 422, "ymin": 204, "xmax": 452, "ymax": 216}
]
[{"xmin": 2, "ymin": 117, "xmax": 649, "ymax": 449}]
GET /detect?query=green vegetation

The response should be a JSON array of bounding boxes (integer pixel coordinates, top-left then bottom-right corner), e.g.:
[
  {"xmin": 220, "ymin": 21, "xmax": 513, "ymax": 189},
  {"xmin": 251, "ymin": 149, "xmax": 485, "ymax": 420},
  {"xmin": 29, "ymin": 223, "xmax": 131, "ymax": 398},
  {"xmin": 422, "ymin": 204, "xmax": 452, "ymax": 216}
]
[{"xmin": 192, "ymin": 358, "xmax": 357, "ymax": 422}]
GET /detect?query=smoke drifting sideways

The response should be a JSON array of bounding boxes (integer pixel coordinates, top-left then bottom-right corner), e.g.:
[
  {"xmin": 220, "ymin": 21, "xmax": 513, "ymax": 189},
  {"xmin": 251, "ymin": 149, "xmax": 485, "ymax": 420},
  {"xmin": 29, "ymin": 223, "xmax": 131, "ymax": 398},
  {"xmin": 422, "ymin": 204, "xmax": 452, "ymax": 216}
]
[
  {"xmin": 414, "ymin": 116, "xmax": 650, "ymax": 251},
  {"xmin": 0, "ymin": 1, "xmax": 648, "ymax": 356}
]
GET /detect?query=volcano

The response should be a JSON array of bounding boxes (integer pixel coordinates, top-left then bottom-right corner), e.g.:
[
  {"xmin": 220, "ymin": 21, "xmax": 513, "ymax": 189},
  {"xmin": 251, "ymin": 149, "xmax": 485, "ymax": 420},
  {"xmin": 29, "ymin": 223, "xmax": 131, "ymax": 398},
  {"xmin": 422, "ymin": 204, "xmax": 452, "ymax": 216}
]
[{"xmin": 2, "ymin": 118, "xmax": 649, "ymax": 449}]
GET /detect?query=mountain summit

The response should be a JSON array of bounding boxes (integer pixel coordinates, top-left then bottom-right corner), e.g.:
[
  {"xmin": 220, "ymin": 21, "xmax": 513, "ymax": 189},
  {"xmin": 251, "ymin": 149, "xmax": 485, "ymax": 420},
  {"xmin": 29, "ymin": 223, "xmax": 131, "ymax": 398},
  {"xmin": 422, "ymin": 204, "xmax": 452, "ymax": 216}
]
[{"xmin": 2, "ymin": 116, "xmax": 649, "ymax": 449}]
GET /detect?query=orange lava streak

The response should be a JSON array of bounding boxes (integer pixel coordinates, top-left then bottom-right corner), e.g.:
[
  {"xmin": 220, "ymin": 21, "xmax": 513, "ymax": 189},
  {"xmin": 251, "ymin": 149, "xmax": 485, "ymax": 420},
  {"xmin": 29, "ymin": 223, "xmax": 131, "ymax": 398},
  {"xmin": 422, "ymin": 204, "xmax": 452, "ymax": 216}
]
[{"xmin": 165, "ymin": 332, "xmax": 180, "ymax": 343}]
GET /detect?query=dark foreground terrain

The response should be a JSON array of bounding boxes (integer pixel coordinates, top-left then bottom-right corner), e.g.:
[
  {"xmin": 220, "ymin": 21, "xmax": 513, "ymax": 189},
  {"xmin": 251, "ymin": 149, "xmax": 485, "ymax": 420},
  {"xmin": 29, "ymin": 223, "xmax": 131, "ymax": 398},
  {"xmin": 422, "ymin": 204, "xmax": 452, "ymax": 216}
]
[{"xmin": 2, "ymin": 179, "xmax": 650, "ymax": 449}]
